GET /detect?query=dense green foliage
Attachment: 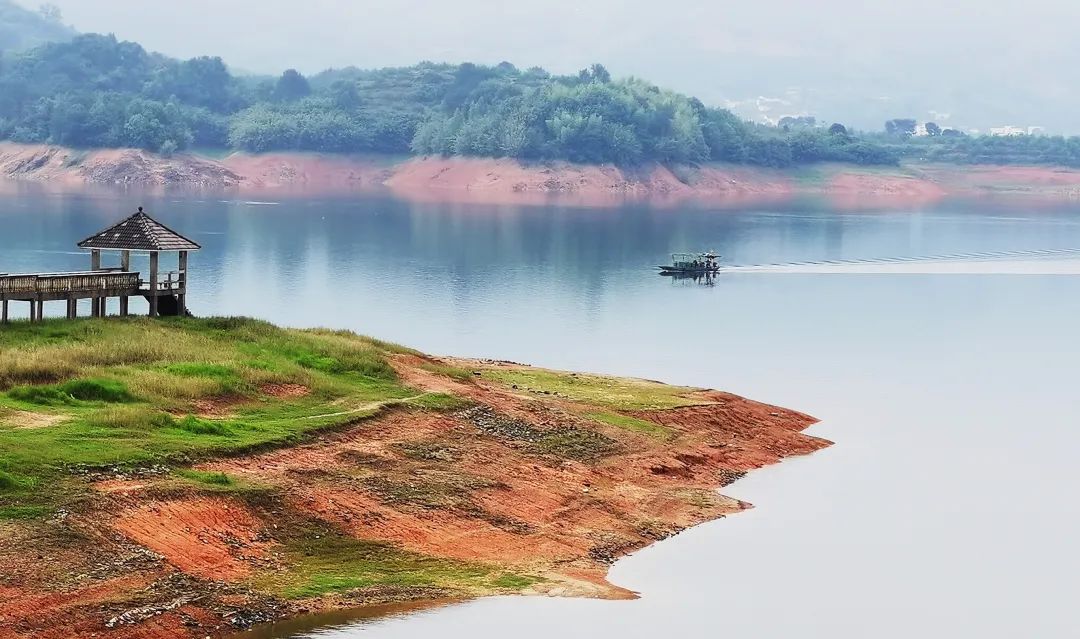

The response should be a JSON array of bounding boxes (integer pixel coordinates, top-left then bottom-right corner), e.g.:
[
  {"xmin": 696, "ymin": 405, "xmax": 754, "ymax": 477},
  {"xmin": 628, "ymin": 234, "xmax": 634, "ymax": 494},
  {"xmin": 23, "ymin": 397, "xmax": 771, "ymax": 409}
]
[
  {"xmin": 2, "ymin": 31, "xmax": 1078, "ymax": 168},
  {"xmin": 0, "ymin": 33, "xmax": 899, "ymax": 166},
  {"xmin": 899, "ymin": 134, "xmax": 1080, "ymax": 167}
]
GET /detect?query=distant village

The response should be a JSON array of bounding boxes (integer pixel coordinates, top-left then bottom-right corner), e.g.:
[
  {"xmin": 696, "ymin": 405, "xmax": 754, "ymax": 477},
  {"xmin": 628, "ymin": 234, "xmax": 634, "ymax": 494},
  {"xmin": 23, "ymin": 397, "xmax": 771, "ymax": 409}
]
[{"xmin": 774, "ymin": 114, "xmax": 1046, "ymax": 138}]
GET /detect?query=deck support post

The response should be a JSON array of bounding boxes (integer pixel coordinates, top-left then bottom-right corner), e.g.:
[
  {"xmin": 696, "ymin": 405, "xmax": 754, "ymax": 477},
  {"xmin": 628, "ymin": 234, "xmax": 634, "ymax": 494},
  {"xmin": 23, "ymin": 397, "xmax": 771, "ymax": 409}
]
[
  {"xmin": 149, "ymin": 251, "xmax": 159, "ymax": 318},
  {"xmin": 178, "ymin": 250, "xmax": 188, "ymax": 316},
  {"xmin": 66, "ymin": 296, "xmax": 75, "ymax": 319},
  {"xmin": 120, "ymin": 250, "xmax": 131, "ymax": 316},
  {"xmin": 35, "ymin": 297, "xmax": 43, "ymax": 322},
  {"xmin": 90, "ymin": 249, "xmax": 102, "ymax": 318},
  {"xmin": 1, "ymin": 298, "xmax": 7, "ymax": 324}
]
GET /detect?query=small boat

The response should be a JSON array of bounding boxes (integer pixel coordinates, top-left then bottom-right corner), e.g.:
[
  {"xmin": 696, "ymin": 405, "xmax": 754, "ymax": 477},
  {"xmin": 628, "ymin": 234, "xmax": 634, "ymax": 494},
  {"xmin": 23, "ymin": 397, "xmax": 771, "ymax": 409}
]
[{"xmin": 657, "ymin": 252, "xmax": 721, "ymax": 275}]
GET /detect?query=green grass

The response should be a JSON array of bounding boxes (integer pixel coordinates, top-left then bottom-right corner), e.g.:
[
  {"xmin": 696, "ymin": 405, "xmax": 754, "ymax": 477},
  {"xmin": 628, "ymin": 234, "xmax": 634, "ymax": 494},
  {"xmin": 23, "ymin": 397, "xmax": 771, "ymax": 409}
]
[
  {"xmin": 419, "ymin": 362, "xmax": 475, "ymax": 382},
  {"xmin": 171, "ymin": 468, "xmax": 274, "ymax": 495},
  {"xmin": 530, "ymin": 428, "xmax": 620, "ymax": 461},
  {"xmin": 483, "ymin": 368, "xmax": 705, "ymax": 411},
  {"xmin": 0, "ymin": 317, "xmax": 418, "ymax": 492},
  {"xmin": 251, "ymin": 529, "xmax": 537, "ymax": 599},
  {"xmin": 588, "ymin": 411, "xmax": 674, "ymax": 439},
  {"xmin": 7, "ymin": 378, "xmax": 135, "ymax": 406},
  {"xmin": 491, "ymin": 573, "xmax": 541, "ymax": 589},
  {"xmin": 403, "ymin": 393, "xmax": 472, "ymax": 412},
  {"xmin": 176, "ymin": 469, "xmax": 233, "ymax": 486},
  {"xmin": 0, "ymin": 469, "xmax": 22, "ymax": 491},
  {"xmin": 0, "ymin": 504, "xmax": 48, "ymax": 520}
]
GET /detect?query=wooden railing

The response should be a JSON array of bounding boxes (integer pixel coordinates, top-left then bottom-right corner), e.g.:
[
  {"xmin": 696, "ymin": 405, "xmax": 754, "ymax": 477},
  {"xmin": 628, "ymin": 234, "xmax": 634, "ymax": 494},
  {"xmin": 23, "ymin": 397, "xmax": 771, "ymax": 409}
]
[
  {"xmin": 0, "ymin": 271, "xmax": 141, "ymax": 296},
  {"xmin": 148, "ymin": 270, "xmax": 184, "ymax": 291}
]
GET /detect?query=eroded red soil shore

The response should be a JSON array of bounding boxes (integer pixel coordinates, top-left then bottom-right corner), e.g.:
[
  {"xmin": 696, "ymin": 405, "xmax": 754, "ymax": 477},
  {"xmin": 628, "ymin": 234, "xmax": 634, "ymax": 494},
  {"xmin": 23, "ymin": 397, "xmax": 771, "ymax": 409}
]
[
  {"xmin": 5, "ymin": 141, "xmax": 1080, "ymax": 207},
  {"xmin": 0, "ymin": 355, "xmax": 827, "ymax": 638}
]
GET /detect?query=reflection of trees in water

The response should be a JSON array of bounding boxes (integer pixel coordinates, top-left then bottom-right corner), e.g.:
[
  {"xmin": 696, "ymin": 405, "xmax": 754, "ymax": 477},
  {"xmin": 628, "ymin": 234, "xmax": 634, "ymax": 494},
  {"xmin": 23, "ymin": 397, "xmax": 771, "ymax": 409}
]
[{"xmin": 5, "ymin": 193, "xmax": 963, "ymax": 314}]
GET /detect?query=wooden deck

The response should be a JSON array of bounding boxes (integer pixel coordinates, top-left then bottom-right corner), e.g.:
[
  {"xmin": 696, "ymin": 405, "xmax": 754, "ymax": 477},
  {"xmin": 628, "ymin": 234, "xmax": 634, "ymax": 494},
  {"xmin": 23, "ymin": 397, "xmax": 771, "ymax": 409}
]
[{"xmin": 0, "ymin": 270, "xmax": 186, "ymax": 322}]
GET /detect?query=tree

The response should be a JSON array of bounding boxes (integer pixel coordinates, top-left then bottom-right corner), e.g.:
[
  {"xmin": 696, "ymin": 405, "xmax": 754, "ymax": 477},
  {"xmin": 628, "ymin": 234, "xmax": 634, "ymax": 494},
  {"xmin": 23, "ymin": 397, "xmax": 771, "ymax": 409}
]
[
  {"xmin": 0, "ymin": 39, "xmax": 904, "ymax": 167},
  {"xmin": 578, "ymin": 63, "xmax": 611, "ymax": 84},
  {"xmin": 779, "ymin": 115, "xmax": 816, "ymax": 129},
  {"xmin": 273, "ymin": 69, "xmax": 310, "ymax": 102},
  {"xmin": 885, "ymin": 118, "xmax": 917, "ymax": 137},
  {"xmin": 328, "ymin": 80, "xmax": 361, "ymax": 111},
  {"xmin": 828, "ymin": 122, "xmax": 848, "ymax": 136},
  {"xmin": 925, "ymin": 121, "xmax": 942, "ymax": 137}
]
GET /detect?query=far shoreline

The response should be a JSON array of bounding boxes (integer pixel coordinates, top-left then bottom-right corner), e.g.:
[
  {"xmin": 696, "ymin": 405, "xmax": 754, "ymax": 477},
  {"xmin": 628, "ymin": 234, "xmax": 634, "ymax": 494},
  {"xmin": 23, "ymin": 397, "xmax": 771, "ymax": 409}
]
[{"xmin": 5, "ymin": 141, "xmax": 1080, "ymax": 209}]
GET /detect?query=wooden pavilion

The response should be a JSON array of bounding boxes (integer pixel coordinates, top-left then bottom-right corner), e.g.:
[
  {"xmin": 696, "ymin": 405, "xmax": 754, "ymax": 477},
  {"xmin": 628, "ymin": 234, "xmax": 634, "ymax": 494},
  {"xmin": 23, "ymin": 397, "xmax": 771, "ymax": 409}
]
[{"xmin": 0, "ymin": 207, "xmax": 200, "ymax": 322}]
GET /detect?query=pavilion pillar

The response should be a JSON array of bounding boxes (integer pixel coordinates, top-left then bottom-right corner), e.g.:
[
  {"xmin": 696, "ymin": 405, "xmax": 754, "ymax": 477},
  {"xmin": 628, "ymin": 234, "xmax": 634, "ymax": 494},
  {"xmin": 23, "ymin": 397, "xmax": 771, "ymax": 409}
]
[
  {"xmin": 120, "ymin": 250, "xmax": 131, "ymax": 316},
  {"xmin": 90, "ymin": 249, "xmax": 102, "ymax": 318},
  {"xmin": 178, "ymin": 250, "xmax": 188, "ymax": 316},
  {"xmin": 149, "ymin": 251, "xmax": 159, "ymax": 318}
]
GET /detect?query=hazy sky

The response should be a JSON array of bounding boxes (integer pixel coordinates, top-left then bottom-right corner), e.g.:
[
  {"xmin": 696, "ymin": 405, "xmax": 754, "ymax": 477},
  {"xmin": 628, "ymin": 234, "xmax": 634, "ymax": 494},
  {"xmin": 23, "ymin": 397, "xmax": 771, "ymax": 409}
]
[{"xmin": 19, "ymin": 0, "xmax": 1080, "ymax": 131}]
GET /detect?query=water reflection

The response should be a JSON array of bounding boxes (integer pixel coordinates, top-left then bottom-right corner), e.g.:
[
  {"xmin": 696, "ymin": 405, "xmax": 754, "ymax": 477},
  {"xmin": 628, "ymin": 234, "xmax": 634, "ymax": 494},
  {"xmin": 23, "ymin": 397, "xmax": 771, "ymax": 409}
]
[
  {"xmin": 660, "ymin": 271, "xmax": 718, "ymax": 286},
  {"xmin": 236, "ymin": 600, "xmax": 456, "ymax": 639}
]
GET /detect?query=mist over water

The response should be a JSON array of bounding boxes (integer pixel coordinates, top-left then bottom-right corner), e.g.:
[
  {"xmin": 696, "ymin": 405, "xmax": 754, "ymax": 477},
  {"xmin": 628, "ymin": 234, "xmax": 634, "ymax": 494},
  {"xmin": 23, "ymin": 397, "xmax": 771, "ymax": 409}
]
[{"xmin": 3, "ymin": 191, "xmax": 1079, "ymax": 637}]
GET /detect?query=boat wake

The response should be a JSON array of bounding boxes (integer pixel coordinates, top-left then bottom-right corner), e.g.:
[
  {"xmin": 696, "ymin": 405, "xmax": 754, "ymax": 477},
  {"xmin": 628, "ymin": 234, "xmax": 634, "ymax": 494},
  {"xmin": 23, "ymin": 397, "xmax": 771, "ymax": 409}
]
[{"xmin": 717, "ymin": 247, "xmax": 1080, "ymax": 275}]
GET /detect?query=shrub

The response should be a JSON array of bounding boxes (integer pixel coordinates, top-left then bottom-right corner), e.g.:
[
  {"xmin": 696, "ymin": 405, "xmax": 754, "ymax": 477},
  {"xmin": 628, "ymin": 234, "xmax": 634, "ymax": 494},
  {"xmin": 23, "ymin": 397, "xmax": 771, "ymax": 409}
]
[
  {"xmin": 7, "ymin": 385, "xmax": 71, "ymax": 406},
  {"xmin": 176, "ymin": 415, "xmax": 229, "ymax": 436},
  {"xmin": 7, "ymin": 378, "xmax": 134, "ymax": 405},
  {"xmin": 0, "ymin": 470, "xmax": 21, "ymax": 491},
  {"xmin": 60, "ymin": 378, "xmax": 135, "ymax": 403},
  {"xmin": 88, "ymin": 406, "xmax": 174, "ymax": 430},
  {"xmin": 164, "ymin": 363, "xmax": 236, "ymax": 379}
]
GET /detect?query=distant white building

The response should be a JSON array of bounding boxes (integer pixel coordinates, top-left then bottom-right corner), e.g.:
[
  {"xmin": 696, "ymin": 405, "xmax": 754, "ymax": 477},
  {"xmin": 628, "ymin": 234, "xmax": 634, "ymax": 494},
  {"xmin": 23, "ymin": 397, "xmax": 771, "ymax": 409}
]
[
  {"xmin": 1027, "ymin": 126, "xmax": 1046, "ymax": 136},
  {"xmin": 989, "ymin": 126, "xmax": 1027, "ymax": 137}
]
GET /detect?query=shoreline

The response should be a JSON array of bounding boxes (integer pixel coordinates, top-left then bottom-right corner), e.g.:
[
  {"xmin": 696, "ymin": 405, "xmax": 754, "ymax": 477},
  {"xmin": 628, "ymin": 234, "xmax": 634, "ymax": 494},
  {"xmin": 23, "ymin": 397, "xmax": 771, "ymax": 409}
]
[
  {"xmin": 5, "ymin": 141, "xmax": 1080, "ymax": 209},
  {"xmin": 0, "ymin": 317, "xmax": 828, "ymax": 638}
]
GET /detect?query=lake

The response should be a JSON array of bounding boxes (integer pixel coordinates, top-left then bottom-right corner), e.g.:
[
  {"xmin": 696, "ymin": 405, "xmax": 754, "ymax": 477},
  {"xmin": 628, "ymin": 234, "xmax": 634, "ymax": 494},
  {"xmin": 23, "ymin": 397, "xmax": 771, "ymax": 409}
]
[{"xmin": 3, "ymin": 187, "xmax": 1079, "ymax": 638}]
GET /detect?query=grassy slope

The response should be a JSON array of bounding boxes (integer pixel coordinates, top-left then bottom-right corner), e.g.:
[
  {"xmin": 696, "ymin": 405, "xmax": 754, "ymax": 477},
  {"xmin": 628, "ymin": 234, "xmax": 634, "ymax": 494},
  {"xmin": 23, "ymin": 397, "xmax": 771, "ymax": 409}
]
[
  {"xmin": 0, "ymin": 317, "xmax": 419, "ymax": 492},
  {"xmin": 0, "ymin": 317, "xmax": 709, "ymax": 606}
]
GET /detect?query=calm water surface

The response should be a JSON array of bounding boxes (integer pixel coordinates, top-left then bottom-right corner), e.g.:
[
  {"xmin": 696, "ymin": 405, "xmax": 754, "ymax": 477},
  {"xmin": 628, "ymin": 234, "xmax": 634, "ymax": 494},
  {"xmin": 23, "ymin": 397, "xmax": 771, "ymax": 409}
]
[{"xmin": 2, "ymin": 188, "xmax": 1079, "ymax": 638}]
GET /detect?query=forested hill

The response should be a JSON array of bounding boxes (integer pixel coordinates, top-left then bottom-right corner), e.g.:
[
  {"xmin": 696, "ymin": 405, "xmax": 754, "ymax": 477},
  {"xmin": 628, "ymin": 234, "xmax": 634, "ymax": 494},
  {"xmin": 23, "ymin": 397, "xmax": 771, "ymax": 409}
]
[
  {"xmin": 3, "ymin": 32, "xmax": 1080, "ymax": 169},
  {"xmin": 0, "ymin": 1, "xmax": 73, "ymax": 52},
  {"xmin": 0, "ymin": 33, "xmax": 897, "ymax": 167}
]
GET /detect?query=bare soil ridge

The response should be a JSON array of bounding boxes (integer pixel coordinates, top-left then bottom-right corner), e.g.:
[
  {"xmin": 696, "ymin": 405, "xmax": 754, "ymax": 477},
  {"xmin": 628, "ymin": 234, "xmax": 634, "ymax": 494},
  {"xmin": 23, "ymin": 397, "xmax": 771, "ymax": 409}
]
[{"xmin": 5, "ymin": 141, "xmax": 1080, "ymax": 205}]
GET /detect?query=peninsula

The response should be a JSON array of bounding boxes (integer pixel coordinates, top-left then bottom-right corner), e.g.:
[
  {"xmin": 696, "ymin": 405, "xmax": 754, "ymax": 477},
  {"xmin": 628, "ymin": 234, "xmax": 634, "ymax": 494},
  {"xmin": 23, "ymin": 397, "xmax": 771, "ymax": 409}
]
[{"xmin": 0, "ymin": 317, "xmax": 828, "ymax": 638}]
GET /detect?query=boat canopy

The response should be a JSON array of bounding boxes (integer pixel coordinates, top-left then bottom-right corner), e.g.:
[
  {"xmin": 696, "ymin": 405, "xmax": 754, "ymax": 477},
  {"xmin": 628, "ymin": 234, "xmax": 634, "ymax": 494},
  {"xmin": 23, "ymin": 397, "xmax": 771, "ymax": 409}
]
[{"xmin": 670, "ymin": 252, "xmax": 718, "ymax": 268}]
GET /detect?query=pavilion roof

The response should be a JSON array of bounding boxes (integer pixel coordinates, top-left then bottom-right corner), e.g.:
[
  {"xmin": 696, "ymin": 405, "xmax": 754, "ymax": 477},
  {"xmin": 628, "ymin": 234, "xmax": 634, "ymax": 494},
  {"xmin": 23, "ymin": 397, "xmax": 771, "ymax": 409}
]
[{"xmin": 77, "ymin": 208, "xmax": 200, "ymax": 252}]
